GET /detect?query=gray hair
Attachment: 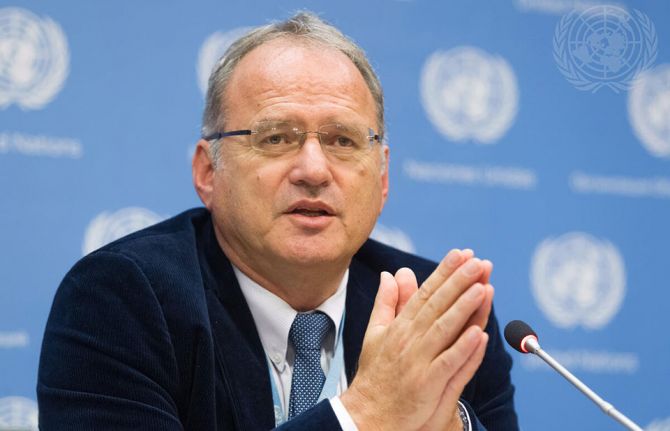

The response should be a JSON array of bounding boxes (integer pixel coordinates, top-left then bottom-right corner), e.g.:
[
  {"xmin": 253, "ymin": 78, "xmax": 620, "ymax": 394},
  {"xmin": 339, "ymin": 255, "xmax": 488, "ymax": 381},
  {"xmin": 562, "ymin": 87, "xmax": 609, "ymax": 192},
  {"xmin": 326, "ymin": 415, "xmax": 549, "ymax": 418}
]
[{"xmin": 201, "ymin": 11, "xmax": 385, "ymax": 166}]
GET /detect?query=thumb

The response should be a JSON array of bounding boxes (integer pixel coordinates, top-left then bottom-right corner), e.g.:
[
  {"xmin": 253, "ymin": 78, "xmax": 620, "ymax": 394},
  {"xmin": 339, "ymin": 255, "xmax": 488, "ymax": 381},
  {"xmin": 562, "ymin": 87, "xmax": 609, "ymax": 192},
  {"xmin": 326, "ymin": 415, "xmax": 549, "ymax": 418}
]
[
  {"xmin": 394, "ymin": 267, "xmax": 418, "ymax": 316},
  {"xmin": 367, "ymin": 271, "xmax": 398, "ymax": 329}
]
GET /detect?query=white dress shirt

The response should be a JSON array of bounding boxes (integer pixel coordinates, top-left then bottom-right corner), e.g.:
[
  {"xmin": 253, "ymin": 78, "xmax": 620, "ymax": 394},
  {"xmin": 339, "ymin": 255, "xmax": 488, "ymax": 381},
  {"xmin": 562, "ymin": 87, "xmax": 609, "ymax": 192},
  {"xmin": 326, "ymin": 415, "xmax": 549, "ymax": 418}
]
[{"xmin": 234, "ymin": 266, "xmax": 357, "ymax": 430}]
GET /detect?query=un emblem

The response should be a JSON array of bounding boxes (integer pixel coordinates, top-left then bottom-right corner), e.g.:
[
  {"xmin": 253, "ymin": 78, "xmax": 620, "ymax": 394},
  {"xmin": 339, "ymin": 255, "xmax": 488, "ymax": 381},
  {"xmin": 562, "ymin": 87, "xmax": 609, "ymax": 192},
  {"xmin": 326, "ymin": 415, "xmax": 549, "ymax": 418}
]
[
  {"xmin": 197, "ymin": 27, "xmax": 253, "ymax": 96},
  {"xmin": 0, "ymin": 7, "xmax": 69, "ymax": 110},
  {"xmin": 0, "ymin": 396, "xmax": 38, "ymax": 431},
  {"xmin": 420, "ymin": 46, "xmax": 518, "ymax": 144},
  {"xmin": 553, "ymin": 6, "xmax": 657, "ymax": 93},
  {"xmin": 628, "ymin": 64, "xmax": 670, "ymax": 159},
  {"xmin": 530, "ymin": 232, "xmax": 626, "ymax": 330},
  {"xmin": 82, "ymin": 207, "xmax": 164, "ymax": 255}
]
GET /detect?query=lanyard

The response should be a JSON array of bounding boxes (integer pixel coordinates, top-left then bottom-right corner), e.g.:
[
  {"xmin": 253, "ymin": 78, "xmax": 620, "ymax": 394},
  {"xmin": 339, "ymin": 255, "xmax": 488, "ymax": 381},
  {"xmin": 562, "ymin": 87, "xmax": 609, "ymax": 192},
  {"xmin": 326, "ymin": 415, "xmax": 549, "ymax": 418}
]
[{"xmin": 269, "ymin": 312, "xmax": 346, "ymax": 426}]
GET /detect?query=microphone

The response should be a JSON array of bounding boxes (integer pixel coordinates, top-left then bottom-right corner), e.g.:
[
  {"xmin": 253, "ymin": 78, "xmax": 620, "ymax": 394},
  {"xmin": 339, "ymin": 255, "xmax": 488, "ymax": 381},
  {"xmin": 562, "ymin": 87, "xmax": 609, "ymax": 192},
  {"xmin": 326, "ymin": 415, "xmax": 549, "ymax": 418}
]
[{"xmin": 504, "ymin": 320, "xmax": 643, "ymax": 431}]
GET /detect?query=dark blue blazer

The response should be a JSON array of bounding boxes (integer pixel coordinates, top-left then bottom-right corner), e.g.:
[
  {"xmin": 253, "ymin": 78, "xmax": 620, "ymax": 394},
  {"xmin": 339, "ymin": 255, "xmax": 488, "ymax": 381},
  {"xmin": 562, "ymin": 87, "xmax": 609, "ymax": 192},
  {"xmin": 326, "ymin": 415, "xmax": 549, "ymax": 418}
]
[{"xmin": 38, "ymin": 208, "xmax": 518, "ymax": 430}]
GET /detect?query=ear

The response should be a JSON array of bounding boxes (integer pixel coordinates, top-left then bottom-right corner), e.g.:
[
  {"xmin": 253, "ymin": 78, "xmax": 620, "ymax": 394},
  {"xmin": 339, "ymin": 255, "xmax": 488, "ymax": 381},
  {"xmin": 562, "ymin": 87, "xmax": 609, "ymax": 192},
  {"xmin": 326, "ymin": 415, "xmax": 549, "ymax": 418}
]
[
  {"xmin": 379, "ymin": 145, "xmax": 390, "ymax": 212},
  {"xmin": 192, "ymin": 139, "xmax": 216, "ymax": 209}
]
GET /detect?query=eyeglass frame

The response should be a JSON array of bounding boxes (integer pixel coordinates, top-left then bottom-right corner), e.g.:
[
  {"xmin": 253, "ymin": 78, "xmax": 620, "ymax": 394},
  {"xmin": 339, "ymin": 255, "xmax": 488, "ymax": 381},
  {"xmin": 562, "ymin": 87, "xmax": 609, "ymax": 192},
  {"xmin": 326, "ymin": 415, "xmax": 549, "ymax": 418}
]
[{"xmin": 202, "ymin": 123, "xmax": 382, "ymax": 153}]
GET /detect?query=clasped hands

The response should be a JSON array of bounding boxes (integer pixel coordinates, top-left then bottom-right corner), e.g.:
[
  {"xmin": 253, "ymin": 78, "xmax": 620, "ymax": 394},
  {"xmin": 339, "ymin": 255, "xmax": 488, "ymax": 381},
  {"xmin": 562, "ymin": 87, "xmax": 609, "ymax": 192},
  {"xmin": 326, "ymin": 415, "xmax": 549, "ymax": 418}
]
[{"xmin": 341, "ymin": 249, "xmax": 494, "ymax": 431}]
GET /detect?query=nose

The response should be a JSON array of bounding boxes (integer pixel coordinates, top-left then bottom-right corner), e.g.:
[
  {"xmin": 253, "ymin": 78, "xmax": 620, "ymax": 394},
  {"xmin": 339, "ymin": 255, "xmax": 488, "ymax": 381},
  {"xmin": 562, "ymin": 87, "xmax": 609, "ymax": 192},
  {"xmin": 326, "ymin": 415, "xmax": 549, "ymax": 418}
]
[{"xmin": 287, "ymin": 133, "xmax": 333, "ymax": 189}]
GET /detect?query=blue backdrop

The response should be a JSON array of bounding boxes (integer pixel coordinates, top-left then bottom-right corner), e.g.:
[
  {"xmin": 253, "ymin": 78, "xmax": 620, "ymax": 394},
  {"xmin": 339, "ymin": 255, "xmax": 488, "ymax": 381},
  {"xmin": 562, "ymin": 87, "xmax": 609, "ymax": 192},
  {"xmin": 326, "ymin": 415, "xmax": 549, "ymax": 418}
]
[{"xmin": 1, "ymin": 1, "xmax": 669, "ymax": 429}]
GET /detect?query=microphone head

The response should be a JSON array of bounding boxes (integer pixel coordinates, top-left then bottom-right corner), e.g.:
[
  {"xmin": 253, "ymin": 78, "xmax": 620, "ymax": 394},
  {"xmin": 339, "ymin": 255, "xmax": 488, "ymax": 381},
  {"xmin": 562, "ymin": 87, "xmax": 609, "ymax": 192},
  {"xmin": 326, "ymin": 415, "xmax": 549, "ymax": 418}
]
[{"xmin": 504, "ymin": 320, "xmax": 538, "ymax": 354}]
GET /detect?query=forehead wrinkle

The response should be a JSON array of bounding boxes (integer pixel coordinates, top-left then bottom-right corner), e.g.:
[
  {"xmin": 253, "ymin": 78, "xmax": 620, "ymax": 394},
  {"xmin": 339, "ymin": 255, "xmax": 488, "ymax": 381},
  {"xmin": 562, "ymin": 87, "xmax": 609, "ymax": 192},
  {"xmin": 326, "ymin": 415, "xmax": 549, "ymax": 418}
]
[
  {"xmin": 225, "ymin": 39, "xmax": 376, "ymax": 127},
  {"xmin": 249, "ymin": 94, "xmax": 372, "ymax": 125},
  {"xmin": 244, "ymin": 62, "xmax": 370, "ymax": 112}
]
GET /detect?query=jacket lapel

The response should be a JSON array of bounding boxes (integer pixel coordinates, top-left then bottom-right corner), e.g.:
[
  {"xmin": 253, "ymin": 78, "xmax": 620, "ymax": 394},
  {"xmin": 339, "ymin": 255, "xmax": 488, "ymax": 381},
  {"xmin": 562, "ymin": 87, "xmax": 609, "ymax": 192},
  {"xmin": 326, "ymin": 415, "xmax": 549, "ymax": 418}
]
[
  {"xmin": 199, "ymin": 220, "xmax": 275, "ymax": 430},
  {"xmin": 343, "ymin": 258, "xmax": 377, "ymax": 384}
]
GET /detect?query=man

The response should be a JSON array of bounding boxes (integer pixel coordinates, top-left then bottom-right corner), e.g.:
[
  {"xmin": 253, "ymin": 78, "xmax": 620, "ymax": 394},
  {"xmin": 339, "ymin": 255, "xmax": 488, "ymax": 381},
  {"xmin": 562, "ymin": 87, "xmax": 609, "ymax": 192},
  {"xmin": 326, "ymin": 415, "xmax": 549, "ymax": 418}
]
[{"xmin": 38, "ymin": 12, "xmax": 518, "ymax": 431}]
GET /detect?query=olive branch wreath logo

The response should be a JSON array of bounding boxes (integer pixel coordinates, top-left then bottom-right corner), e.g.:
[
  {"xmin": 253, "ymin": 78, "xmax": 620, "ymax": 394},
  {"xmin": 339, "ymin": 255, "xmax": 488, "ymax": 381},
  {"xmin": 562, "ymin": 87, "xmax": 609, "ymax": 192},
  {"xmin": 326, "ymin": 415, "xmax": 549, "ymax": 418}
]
[
  {"xmin": 553, "ymin": 6, "xmax": 657, "ymax": 93},
  {"xmin": 0, "ymin": 8, "xmax": 70, "ymax": 110}
]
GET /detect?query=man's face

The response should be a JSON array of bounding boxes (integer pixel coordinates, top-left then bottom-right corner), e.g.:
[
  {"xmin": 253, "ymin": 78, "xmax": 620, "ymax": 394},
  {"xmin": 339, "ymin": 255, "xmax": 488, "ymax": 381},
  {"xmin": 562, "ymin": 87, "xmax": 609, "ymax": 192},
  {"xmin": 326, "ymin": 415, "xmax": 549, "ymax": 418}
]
[{"xmin": 194, "ymin": 38, "xmax": 389, "ymax": 271}]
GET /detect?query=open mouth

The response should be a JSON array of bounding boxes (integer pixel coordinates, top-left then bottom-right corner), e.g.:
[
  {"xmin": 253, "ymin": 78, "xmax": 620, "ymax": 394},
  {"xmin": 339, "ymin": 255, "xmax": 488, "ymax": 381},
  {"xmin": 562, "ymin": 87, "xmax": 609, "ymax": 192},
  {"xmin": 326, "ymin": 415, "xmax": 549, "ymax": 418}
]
[
  {"xmin": 286, "ymin": 201, "xmax": 335, "ymax": 218},
  {"xmin": 290, "ymin": 208, "xmax": 331, "ymax": 217}
]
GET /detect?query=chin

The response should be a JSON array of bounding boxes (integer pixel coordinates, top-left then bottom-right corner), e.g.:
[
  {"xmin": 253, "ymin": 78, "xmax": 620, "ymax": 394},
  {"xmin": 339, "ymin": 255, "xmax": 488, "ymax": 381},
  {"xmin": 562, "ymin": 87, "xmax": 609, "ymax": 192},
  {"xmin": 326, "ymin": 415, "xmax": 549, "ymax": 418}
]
[
  {"xmin": 284, "ymin": 248, "xmax": 341, "ymax": 266},
  {"xmin": 279, "ymin": 237, "xmax": 352, "ymax": 267}
]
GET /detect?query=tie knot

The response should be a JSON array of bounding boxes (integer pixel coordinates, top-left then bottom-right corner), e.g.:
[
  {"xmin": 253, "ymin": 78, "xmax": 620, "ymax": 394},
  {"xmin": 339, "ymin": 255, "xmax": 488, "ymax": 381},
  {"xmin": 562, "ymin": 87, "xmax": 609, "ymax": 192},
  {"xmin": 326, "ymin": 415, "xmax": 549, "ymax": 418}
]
[{"xmin": 289, "ymin": 312, "xmax": 333, "ymax": 351}]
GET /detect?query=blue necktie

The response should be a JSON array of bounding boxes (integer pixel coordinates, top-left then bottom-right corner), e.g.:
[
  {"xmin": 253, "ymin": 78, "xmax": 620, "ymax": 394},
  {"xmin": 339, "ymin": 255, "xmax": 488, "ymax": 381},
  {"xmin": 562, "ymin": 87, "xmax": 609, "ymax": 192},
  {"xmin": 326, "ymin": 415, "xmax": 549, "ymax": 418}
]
[{"xmin": 288, "ymin": 312, "xmax": 333, "ymax": 419}]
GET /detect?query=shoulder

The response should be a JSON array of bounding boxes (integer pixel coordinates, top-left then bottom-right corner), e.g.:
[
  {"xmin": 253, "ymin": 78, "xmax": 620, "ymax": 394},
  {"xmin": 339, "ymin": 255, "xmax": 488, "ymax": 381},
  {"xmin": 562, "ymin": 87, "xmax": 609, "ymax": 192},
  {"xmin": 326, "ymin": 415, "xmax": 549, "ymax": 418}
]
[
  {"xmin": 96, "ymin": 207, "xmax": 208, "ymax": 265},
  {"xmin": 40, "ymin": 208, "xmax": 218, "ymax": 424},
  {"xmin": 58, "ymin": 207, "xmax": 213, "ymax": 319},
  {"xmin": 71, "ymin": 207, "xmax": 208, "ymax": 281},
  {"xmin": 47, "ymin": 207, "xmax": 216, "ymax": 369}
]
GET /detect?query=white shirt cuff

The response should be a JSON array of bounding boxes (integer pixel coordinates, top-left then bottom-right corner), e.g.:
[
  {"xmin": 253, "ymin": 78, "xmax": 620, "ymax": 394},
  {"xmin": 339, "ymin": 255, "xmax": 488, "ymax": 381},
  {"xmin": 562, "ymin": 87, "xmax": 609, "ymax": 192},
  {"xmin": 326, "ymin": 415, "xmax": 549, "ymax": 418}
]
[
  {"xmin": 329, "ymin": 396, "xmax": 359, "ymax": 431},
  {"xmin": 329, "ymin": 396, "xmax": 469, "ymax": 431}
]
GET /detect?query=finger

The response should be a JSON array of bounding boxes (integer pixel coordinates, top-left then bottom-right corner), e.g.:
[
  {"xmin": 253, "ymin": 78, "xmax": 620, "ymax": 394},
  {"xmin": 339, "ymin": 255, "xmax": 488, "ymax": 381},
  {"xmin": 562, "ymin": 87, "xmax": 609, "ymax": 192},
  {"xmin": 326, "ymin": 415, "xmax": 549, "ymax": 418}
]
[
  {"xmin": 395, "ymin": 267, "xmax": 418, "ymax": 316},
  {"xmin": 479, "ymin": 259, "xmax": 493, "ymax": 285},
  {"xmin": 420, "ymin": 281, "xmax": 486, "ymax": 358},
  {"xmin": 465, "ymin": 284, "xmax": 494, "ymax": 330},
  {"xmin": 441, "ymin": 330, "xmax": 489, "ymax": 408},
  {"xmin": 426, "ymin": 325, "xmax": 484, "ymax": 390},
  {"xmin": 420, "ymin": 329, "xmax": 484, "ymax": 431},
  {"xmin": 421, "ymin": 250, "xmax": 468, "ymax": 295},
  {"xmin": 412, "ymin": 258, "xmax": 485, "ymax": 332},
  {"xmin": 423, "ymin": 330, "xmax": 489, "ymax": 430},
  {"xmin": 367, "ymin": 272, "xmax": 399, "ymax": 330},
  {"xmin": 399, "ymin": 249, "xmax": 466, "ymax": 319}
]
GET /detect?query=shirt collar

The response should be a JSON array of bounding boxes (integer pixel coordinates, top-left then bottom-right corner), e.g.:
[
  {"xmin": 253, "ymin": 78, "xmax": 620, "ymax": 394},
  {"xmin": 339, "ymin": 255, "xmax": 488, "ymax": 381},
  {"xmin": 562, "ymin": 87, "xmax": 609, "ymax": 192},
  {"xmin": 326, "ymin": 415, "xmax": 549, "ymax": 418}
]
[{"xmin": 234, "ymin": 265, "xmax": 348, "ymax": 371}]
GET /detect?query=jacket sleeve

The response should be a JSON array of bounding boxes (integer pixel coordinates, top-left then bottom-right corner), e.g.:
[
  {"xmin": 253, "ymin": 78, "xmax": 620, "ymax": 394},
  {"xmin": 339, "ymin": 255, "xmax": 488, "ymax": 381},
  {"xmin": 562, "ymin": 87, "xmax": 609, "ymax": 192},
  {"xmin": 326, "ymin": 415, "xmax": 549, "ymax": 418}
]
[{"xmin": 37, "ymin": 251, "xmax": 184, "ymax": 430}]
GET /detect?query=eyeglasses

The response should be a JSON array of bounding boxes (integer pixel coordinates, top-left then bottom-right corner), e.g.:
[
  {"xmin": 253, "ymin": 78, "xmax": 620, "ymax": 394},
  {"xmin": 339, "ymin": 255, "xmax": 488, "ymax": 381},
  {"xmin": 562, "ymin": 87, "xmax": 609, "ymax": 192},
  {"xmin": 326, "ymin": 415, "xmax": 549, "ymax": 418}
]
[{"xmin": 203, "ymin": 121, "xmax": 381, "ymax": 159}]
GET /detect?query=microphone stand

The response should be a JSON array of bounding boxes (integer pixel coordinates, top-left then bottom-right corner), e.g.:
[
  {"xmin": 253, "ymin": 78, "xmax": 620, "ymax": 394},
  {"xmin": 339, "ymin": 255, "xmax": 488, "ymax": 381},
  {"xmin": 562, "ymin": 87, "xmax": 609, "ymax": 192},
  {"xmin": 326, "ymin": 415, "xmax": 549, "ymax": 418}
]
[{"xmin": 525, "ymin": 338, "xmax": 643, "ymax": 431}]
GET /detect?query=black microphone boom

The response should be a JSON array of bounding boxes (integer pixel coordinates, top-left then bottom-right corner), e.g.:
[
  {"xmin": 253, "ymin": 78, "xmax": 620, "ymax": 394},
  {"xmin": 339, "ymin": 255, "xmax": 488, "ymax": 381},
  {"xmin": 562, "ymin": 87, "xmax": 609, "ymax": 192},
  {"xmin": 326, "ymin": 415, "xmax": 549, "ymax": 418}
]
[{"xmin": 504, "ymin": 320, "xmax": 643, "ymax": 431}]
